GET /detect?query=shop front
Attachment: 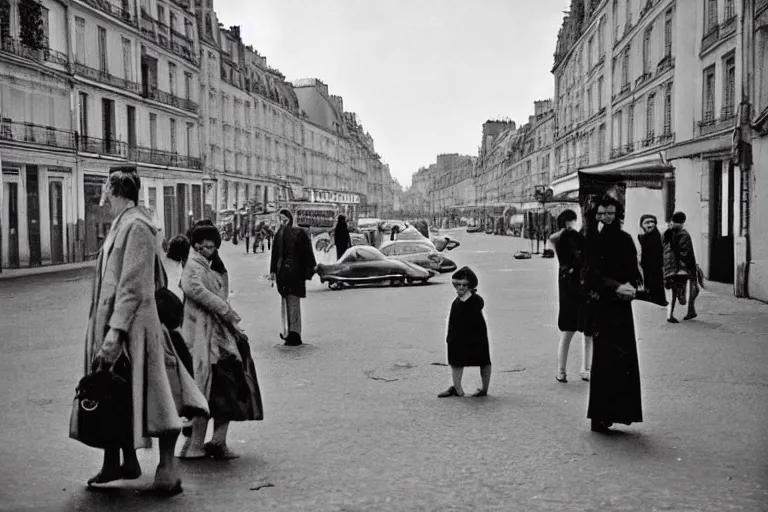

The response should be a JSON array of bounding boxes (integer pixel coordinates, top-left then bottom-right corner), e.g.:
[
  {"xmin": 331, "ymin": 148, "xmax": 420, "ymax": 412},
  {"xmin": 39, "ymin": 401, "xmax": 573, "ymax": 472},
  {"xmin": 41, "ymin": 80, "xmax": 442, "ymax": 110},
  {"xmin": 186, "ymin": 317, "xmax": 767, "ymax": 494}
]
[{"xmin": 303, "ymin": 188, "xmax": 364, "ymax": 224}]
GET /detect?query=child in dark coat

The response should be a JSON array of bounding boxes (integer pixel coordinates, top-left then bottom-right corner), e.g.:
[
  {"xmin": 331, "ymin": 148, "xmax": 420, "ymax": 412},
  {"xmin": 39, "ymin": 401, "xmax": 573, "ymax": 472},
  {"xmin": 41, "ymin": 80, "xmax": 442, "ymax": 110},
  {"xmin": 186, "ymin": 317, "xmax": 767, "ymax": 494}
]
[{"xmin": 438, "ymin": 266, "xmax": 492, "ymax": 398}]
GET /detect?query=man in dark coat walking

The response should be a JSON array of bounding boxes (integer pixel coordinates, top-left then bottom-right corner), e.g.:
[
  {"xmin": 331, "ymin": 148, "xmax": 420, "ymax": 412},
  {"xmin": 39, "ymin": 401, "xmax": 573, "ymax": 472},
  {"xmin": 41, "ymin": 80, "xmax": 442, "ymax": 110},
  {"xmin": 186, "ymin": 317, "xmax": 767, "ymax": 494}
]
[{"xmin": 269, "ymin": 209, "xmax": 316, "ymax": 346}]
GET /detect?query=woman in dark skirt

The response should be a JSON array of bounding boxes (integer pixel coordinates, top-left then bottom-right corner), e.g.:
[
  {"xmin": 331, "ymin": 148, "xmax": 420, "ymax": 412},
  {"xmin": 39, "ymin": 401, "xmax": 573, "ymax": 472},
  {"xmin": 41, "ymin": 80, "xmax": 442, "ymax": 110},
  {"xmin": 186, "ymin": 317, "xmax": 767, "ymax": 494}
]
[
  {"xmin": 438, "ymin": 266, "xmax": 492, "ymax": 398},
  {"xmin": 637, "ymin": 214, "xmax": 668, "ymax": 307},
  {"xmin": 549, "ymin": 209, "xmax": 593, "ymax": 383},
  {"xmin": 583, "ymin": 196, "xmax": 643, "ymax": 433}
]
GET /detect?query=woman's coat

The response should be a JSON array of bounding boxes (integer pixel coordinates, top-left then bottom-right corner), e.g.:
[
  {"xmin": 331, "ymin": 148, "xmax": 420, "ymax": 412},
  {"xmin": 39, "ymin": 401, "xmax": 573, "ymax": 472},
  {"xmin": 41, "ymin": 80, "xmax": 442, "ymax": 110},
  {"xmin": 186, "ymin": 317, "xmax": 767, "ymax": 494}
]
[
  {"xmin": 180, "ymin": 249, "xmax": 238, "ymax": 400},
  {"xmin": 270, "ymin": 225, "xmax": 316, "ymax": 298},
  {"xmin": 73, "ymin": 206, "xmax": 183, "ymax": 449}
]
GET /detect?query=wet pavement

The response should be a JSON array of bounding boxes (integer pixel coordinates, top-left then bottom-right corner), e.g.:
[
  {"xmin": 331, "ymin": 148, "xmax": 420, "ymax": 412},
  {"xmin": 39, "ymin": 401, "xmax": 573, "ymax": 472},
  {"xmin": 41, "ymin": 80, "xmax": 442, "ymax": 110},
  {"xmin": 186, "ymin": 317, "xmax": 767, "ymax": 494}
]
[{"xmin": 0, "ymin": 230, "xmax": 766, "ymax": 511}]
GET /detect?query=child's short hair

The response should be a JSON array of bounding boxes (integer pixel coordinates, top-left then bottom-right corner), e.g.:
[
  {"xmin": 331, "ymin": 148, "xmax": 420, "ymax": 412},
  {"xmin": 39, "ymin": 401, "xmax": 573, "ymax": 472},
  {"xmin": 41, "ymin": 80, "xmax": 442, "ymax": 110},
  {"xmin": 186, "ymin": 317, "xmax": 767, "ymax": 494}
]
[{"xmin": 452, "ymin": 266, "xmax": 478, "ymax": 289}]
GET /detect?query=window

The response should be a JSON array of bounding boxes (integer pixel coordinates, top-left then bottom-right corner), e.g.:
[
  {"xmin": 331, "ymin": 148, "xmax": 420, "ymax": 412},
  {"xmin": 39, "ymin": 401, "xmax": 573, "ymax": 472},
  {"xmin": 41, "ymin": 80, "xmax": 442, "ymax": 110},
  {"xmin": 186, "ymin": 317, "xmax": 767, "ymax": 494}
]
[
  {"xmin": 703, "ymin": 65, "xmax": 716, "ymax": 122},
  {"xmin": 598, "ymin": 77, "xmax": 604, "ymax": 108},
  {"xmin": 725, "ymin": 0, "xmax": 734, "ymax": 19},
  {"xmin": 622, "ymin": 44, "xmax": 631, "ymax": 86},
  {"xmin": 588, "ymin": 36, "xmax": 594, "ymax": 69},
  {"xmin": 170, "ymin": 118, "xmax": 177, "ymax": 153},
  {"xmin": 613, "ymin": 0, "xmax": 619, "ymax": 41},
  {"xmin": 75, "ymin": 17, "xmax": 85, "ymax": 64},
  {"xmin": 625, "ymin": 0, "xmax": 632, "ymax": 30},
  {"xmin": 170, "ymin": 11, "xmax": 176, "ymax": 31},
  {"xmin": 616, "ymin": 110, "xmax": 623, "ymax": 149},
  {"xmin": 127, "ymin": 105, "xmax": 136, "ymax": 149},
  {"xmin": 157, "ymin": 4, "xmax": 165, "ymax": 23},
  {"xmin": 598, "ymin": 17, "xmax": 605, "ymax": 54},
  {"xmin": 598, "ymin": 123, "xmax": 606, "ymax": 161},
  {"xmin": 663, "ymin": 84, "xmax": 672, "ymax": 134},
  {"xmin": 184, "ymin": 72, "xmax": 192, "ymax": 100},
  {"xmin": 169, "ymin": 62, "xmax": 176, "ymax": 96},
  {"xmin": 122, "ymin": 37, "xmax": 132, "ymax": 81},
  {"xmin": 627, "ymin": 104, "xmax": 635, "ymax": 147},
  {"xmin": 78, "ymin": 92, "xmax": 88, "ymax": 138},
  {"xmin": 150, "ymin": 113, "xmax": 157, "ymax": 149},
  {"xmin": 186, "ymin": 123, "xmax": 194, "ymax": 156},
  {"xmin": 664, "ymin": 9, "xmax": 673, "ymax": 57},
  {"xmin": 705, "ymin": 0, "xmax": 718, "ymax": 32},
  {"xmin": 643, "ymin": 26, "xmax": 652, "ymax": 74},
  {"xmin": 646, "ymin": 94, "xmax": 656, "ymax": 139},
  {"xmin": 185, "ymin": 19, "xmax": 194, "ymax": 40},
  {"xmin": 723, "ymin": 55, "xmax": 736, "ymax": 117},
  {"xmin": 98, "ymin": 26, "xmax": 107, "ymax": 72}
]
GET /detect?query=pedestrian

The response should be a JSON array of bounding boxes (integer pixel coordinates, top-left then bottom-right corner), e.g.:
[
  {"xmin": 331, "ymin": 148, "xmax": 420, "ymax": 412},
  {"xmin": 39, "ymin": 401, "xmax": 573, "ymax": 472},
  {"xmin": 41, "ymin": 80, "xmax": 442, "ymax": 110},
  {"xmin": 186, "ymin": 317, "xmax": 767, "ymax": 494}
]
[
  {"xmin": 269, "ymin": 209, "xmax": 317, "ymax": 346},
  {"xmin": 583, "ymin": 196, "xmax": 643, "ymax": 433},
  {"xmin": 244, "ymin": 220, "xmax": 251, "ymax": 254},
  {"xmin": 637, "ymin": 214, "xmax": 668, "ymax": 307},
  {"xmin": 179, "ymin": 223, "xmax": 263, "ymax": 460},
  {"xmin": 438, "ymin": 266, "xmax": 492, "ymax": 398},
  {"xmin": 164, "ymin": 234, "xmax": 191, "ymax": 301},
  {"xmin": 549, "ymin": 209, "xmax": 592, "ymax": 383},
  {"xmin": 333, "ymin": 214, "xmax": 352, "ymax": 260},
  {"xmin": 71, "ymin": 166, "xmax": 186, "ymax": 495},
  {"xmin": 663, "ymin": 211, "xmax": 699, "ymax": 322}
]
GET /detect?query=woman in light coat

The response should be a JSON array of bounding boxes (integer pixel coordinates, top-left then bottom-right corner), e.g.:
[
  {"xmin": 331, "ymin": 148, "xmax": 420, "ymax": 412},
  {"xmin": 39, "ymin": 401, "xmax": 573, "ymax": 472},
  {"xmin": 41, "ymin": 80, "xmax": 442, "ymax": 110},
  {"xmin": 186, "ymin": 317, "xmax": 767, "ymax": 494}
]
[
  {"xmin": 179, "ymin": 224, "xmax": 262, "ymax": 459},
  {"xmin": 71, "ymin": 166, "xmax": 190, "ymax": 496}
]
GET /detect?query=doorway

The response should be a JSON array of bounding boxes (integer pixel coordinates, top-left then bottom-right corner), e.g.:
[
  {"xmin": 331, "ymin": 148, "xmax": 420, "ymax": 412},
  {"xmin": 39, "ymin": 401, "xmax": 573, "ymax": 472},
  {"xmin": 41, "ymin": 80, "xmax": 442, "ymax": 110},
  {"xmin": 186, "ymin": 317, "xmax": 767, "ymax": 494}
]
[
  {"xmin": 709, "ymin": 160, "xmax": 735, "ymax": 283},
  {"xmin": 83, "ymin": 175, "xmax": 111, "ymax": 259},
  {"xmin": 49, "ymin": 179, "xmax": 64, "ymax": 264},
  {"xmin": 26, "ymin": 166, "xmax": 42, "ymax": 266},
  {"xmin": 2, "ymin": 179, "xmax": 20, "ymax": 268}
]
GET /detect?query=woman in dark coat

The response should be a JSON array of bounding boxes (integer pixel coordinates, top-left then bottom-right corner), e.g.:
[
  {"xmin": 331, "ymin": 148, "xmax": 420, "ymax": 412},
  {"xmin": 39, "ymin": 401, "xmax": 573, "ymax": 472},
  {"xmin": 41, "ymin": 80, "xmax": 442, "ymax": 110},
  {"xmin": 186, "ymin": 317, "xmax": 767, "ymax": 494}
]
[
  {"xmin": 269, "ymin": 209, "xmax": 317, "ymax": 346},
  {"xmin": 333, "ymin": 214, "xmax": 352, "ymax": 260},
  {"xmin": 549, "ymin": 209, "xmax": 593, "ymax": 383},
  {"xmin": 438, "ymin": 266, "xmax": 492, "ymax": 398},
  {"xmin": 637, "ymin": 214, "xmax": 668, "ymax": 306},
  {"xmin": 583, "ymin": 196, "xmax": 643, "ymax": 433}
]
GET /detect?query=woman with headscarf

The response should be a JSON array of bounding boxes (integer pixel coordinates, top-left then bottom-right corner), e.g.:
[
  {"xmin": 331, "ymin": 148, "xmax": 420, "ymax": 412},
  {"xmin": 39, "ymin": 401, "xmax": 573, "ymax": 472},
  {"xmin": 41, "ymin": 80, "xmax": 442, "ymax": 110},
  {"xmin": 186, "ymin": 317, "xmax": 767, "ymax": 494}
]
[
  {"xmin": 269, "ymin": 209, "xmax": 317, "ymax": 346},
  {"xmin": 71, "ymin": 166, "xmax": 188, "ymax": 495},
  {"xmin": 179, "ymin": 223, "xmax": 263, "ymax": 459},
  {"xmin": 549, "ymin": 209, "xmax": 592, "ymax": 383},
  {"xmin": 333, "ymin": 214, "xmax": 352, "ymax": 260},
  {"xmin": 637, "ymin": 214, "xmax": 668, "ymax": 307},
  {"xmin": 582, "ymin": 196, "xmax": 643, "ymax": 433}
]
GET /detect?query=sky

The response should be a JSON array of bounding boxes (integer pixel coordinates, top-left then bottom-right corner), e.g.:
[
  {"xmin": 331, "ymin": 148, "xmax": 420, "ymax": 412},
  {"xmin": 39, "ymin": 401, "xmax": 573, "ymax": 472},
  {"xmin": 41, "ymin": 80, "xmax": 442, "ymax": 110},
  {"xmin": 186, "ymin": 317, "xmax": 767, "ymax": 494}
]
[{"xmin": 214, "ymin": 0, "xmax": 570, "ymax": 188}]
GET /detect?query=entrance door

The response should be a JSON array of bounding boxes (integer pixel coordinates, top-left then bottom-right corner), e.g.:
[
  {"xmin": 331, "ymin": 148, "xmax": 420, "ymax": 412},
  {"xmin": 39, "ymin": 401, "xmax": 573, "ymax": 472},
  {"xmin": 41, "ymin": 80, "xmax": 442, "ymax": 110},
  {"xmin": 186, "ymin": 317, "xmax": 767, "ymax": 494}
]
[
  {"xmin": 26, "ymin": 166, "xmax": 42, "ymax": 266},
  {"xmin": 709, "ymin": 161, "xmax": 735, "ymax": 283},
  {"xmin": 3, "ymin": 181, "xmax": 20, "ymax": 268},
  {"xmin": 176, "ymin": 183, "xmax": 187, "ymax": 234},
  {"xmin": 49, "ymin": 179, "xmax": 64, "ymax": 264}
]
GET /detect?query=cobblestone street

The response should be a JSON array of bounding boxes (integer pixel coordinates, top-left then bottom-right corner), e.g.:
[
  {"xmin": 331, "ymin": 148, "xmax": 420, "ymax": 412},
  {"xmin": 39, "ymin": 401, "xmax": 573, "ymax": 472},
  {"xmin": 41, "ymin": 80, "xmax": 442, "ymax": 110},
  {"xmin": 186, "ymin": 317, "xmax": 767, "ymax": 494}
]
[{"xmin": 0, "ymin": 231, "xmax": 766, "ymax": 511}]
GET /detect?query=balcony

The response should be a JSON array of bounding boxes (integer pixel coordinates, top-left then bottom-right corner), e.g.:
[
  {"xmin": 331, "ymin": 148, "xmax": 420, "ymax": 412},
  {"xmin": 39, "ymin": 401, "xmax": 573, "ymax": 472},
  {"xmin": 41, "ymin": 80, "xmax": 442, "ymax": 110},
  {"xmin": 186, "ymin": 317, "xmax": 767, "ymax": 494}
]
[
  {"xmin": 697, "ymin": 110, "xmax": 737, "ymax": 137},
  {"xmin": 79, "ymin": 135, "xmax": 128, "ymax": 157},
  {"xmin": 758, "ymin": 0, "xmax": 768, "ymax": 17},
  {"xmin": 639, "ymin": 0, "xmax": 654, "ymax": 20},
  {"xmin": 642, "ymin": 135, "xmax": 655, "ymax": 147},
  {"xmin": 140, "ymin": 10, "xmax": 156, "ymax": 38},
  {"xmin": 656, "ymin": 54, "xmax": 675, "ymax": 74},
  {"xmin": 170, "ymin": 30, "xmax": 197, "ymax": 66},
  {"xmin": 624, "ymin": 142, "xmax": 635, "ymax": 154},
  {"xmin": 80, "ymin": 0, "xmax": 135, "ymax": 26},
  {"xmin": 75, "ymin": 63, "xmax": 142, "ymax": 94},
  {"xmin": 635, "ymin": 72, "xmax": 652, "ymax": 89},
  {"xmin": 701, "ymin": 25, "xmax": 720, "ymax": 54},
  {"xmin": 610, "ymin": 147, "xmax": 626, "ymax": 159},
  {"xmin": 657, "ymin": 131, "xmax": 675, "ymax": 145},
  {"xmin": 578, "ymin": 154, "xmax": 589, "ymax": 167},
  {"xmin": 1, "ymin": 37, "xmax": 68, "ymax": 66},
  {"xmin": 129, "ymin": 147, "xmax": 202, "ymax": 169},
  {"xmin": 0, "ymin": 118, "xmax": 75, "ymax": 150},
  {"xmin": 721, "ymin": 16, "xmax": 737, "ymax": 38},
  {"xmin": 143, "ymin": 87, "xmax": 198, "ymax": 113}
]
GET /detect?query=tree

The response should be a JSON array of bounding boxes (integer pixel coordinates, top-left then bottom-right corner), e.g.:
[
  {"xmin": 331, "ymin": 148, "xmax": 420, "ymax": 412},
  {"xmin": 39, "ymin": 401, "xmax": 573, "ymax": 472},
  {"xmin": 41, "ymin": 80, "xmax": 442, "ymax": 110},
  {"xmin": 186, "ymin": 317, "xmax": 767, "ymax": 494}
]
[{"xmin": 18, "ymin": 0, "xmax": 45, "ymax": 49}]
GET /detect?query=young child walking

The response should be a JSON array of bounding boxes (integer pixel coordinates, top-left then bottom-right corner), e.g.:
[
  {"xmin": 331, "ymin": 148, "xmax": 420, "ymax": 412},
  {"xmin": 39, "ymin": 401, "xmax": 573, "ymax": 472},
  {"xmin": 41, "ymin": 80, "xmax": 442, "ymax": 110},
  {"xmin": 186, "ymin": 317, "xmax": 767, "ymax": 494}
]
[{"xmin": 438, "ymin": 266, "xmax": 492, "ymax": 398}]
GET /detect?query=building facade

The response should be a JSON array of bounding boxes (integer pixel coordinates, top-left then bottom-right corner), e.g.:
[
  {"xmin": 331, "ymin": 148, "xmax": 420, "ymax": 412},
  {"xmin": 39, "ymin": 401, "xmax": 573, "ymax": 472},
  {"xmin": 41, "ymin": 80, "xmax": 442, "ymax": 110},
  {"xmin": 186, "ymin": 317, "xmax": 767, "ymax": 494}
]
[{"xmin": 1, "ymin": 0, "xmax": 204, "ymax": 270}]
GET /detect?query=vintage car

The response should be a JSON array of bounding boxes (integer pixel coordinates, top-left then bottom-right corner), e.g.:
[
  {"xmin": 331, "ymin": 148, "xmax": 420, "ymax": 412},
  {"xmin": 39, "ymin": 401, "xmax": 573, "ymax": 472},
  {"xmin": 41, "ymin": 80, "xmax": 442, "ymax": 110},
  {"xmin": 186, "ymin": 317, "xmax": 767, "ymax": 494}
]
[
  {"xmin": 313, "ymin": 232, "xmax": 370, "ymax": 265},
  {"xmin": 393, "ymin": 226, "xmax": 460, "ymax": 252},
  {"xmin": 315, "ymin": 246, "xmax": 437, "ymax": 290},
  {"xmin": 378, "ymin": 240, "xmax": 457, "ymax": 274}
]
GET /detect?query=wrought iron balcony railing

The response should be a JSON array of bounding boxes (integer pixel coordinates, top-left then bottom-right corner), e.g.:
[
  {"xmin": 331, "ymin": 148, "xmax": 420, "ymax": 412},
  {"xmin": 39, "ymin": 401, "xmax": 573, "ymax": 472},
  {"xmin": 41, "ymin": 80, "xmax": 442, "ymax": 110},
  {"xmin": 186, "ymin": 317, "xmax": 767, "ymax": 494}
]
[
  {"xmin": 128, "ymin": 147, "xmax": 202, "ymax": 169},
  {"xmin": 79, "ymin": 135, "xmax": 128, "ymax": 157},
  {"xmin": 635, "ymin": 72, "xmax": 652, "ymax": 88},
  {"xmin": 0, "ymin": 118, "xmax": 76, "ymax": 150},
  {"xmin": 657, "ymin": 131, "xmax": 675, "ymax": 144},
  {"xmin": 142, "ymin": 87, "xmax": 198, "ymax": 113},
  {"xmin": 697, "ymin": 112, "xmax": 737, "ymax": 137},
  {"xmin": 657, "ymin": 54, "xmax": 675, "ymax": 74},
  {"xmin": 75, "ymin": 63, "xmax": 142, "ymax": 94},
  {"xmin": 1, "ymin": 37, "xmax": 68, "ymax": 66},
  {"xmin": 701, "ymin": 25, "xmax": 720, "ymax": 53},
  {"xmin": 721, "ymin": 16, "xmax": 737, "ymax": 38},
  {"xmin": 80, "ymin": 0, "xmax": 135, "ymax": 26}
]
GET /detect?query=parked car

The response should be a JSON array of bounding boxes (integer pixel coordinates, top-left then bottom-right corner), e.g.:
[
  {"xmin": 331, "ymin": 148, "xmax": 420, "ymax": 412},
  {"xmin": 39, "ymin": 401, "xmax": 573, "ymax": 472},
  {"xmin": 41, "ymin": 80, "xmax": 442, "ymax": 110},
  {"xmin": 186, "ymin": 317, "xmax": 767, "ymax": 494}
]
[
  {"xmin": 313, "ymin": 232, "xmax": 370, "ymax": 265},
  {"xmin": 394, "ymin": 227, "xmax": 460, "ymax": 252},
  {"xmin": 379, "ymin": 240, "xmax": 458, "ymax": 274},
  {"xmin": 316, "ymin": 246, "xmax": 437, "ymax": 290}
]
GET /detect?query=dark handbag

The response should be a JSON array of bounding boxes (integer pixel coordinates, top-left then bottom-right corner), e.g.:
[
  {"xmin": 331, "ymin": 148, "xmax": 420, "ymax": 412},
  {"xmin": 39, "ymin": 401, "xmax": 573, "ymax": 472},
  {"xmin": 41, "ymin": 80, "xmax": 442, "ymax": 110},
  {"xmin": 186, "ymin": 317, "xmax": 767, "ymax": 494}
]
[{"xmin": 72, "ymin": 356, "xmax": 132, "ymax": 449}]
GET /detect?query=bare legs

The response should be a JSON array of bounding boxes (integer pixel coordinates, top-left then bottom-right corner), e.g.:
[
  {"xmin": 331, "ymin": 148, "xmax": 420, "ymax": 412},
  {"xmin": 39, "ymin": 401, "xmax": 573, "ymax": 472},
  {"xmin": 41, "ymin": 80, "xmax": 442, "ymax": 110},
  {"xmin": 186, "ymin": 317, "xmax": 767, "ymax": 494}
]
[
  {"xmin": 451, "ymin": 366, "xmax": 465, "ymax": 396},
  {"xmin": 557, "ymin": 331, "xmax": 593, "ymax": 382},
  {"xmin": 667, "ymin": 280, "xmax": 696, "ymax": 322},
  {"xmin": 179, "ymin": 418, "xmax": 239, "ymax": 460},
  {"xmin": 439, "ymin": 365, "xmax": 491, "ymax": 397}
]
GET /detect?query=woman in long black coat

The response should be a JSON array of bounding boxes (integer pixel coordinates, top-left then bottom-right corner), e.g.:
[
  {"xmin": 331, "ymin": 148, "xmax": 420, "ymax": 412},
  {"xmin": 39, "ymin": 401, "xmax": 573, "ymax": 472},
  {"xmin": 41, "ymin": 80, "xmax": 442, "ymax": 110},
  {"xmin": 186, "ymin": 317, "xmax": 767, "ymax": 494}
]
[
  {"xmin": 333, "ymin": 214, "xmax": 352, "ymax": 260},
  {"xmin": 637, "ymin": 214, "xmax": 668, "ymax": 306},
  {"xmin": 549, "ymin": 209, "xmax": 593, "ymax": 383},
  {"xmin": 269, "ymin": 209, "xmax": 317, "ymax": 346},
  {"xmin": 584, "ymin": 197, "xmax": 643, "ymax": 433}
]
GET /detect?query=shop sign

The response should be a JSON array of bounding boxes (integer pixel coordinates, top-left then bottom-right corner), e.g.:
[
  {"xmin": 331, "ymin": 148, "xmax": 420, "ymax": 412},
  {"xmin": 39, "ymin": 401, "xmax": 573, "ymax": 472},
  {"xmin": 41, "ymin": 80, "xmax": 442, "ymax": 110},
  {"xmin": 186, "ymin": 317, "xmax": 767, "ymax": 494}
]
[{"xmin": 306, "ymin": 188, "xmax": 360, "ymax": 204}]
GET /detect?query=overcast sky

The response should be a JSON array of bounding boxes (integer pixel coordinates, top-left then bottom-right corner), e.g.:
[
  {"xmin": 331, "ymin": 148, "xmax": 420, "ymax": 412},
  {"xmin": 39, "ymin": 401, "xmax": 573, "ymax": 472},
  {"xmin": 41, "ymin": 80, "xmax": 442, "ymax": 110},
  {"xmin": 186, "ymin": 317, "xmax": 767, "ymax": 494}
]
[{"xmin": 214, "ymin": 0, "xmax": 570, "ymax": 188}]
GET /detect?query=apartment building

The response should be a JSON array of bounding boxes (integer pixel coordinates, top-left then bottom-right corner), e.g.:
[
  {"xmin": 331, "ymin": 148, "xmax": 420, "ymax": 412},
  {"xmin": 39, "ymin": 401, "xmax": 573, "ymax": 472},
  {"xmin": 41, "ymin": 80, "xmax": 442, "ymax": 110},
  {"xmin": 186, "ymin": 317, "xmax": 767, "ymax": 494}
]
[{"xmin": 474, "ymin": 120, "xmax": 516, "ymax": 208}]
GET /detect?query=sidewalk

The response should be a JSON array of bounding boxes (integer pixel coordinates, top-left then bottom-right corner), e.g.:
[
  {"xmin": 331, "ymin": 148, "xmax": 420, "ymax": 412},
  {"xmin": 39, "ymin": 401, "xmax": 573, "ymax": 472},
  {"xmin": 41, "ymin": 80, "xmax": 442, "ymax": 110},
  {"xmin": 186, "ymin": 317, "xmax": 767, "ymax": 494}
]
[{"xmin": 0, "ymin": 259, "xmax": 96, "ymax": 281}]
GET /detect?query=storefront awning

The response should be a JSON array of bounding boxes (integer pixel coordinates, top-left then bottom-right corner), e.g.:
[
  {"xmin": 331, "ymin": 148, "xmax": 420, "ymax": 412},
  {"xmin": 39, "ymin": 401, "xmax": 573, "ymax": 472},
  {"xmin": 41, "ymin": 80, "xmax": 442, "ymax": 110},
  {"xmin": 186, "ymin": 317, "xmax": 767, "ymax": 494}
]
[
  {"xmin": 665, "ymin": 133, "xmax": 733, "ymax": 160},
  {"xmin": 579, "ymin": 152, "xmax": 672, "ymax": 175},
  {"xmin": 550, "ymin": 172, "xmax": 579, "ymax": 196}
]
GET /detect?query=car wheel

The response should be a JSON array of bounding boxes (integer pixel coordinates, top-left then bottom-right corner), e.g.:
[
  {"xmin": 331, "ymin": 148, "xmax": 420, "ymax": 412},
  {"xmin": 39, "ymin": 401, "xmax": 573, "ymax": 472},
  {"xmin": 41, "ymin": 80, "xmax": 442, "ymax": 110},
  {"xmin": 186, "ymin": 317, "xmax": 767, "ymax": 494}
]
[{"xmin": 406, "ymin": 277, "xmax": 414, "ymax": 285}]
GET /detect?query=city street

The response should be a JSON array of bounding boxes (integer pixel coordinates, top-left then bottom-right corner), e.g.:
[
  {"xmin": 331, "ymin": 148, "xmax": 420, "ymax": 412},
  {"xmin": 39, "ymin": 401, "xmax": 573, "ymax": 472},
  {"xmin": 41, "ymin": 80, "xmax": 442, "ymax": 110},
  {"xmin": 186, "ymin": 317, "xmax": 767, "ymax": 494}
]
[{"xmin": 0, "ymin": 230, "xmax": 766, "ymax": 511}]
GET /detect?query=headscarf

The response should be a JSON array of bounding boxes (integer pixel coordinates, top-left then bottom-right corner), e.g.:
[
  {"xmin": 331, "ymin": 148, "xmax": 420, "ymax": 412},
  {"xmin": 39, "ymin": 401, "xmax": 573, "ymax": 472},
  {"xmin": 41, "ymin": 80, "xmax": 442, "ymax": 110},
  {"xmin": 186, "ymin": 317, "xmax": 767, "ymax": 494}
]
[
  {"xmin": 639, "ymin": 214, "xmax": 657, "ymax": 227},
  {"xmin": 279, "ymin": 209, "xmax": 294, "ymax": 226}
]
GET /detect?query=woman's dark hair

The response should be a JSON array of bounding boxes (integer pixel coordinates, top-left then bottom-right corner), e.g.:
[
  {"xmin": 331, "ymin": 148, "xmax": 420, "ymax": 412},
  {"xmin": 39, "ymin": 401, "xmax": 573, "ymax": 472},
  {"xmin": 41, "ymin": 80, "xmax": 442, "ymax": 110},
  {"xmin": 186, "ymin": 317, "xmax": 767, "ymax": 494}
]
[
  {"xmin": 167, "ymin": 234, "xmax": 191, "ymax": 263},
  {"xmin": 557, "ymin": 209, "xmax": 578, "ymax": 229},
  {"xmin": 452, "ymin": 266, "xmax": 479, "ymax": 289},
  {"xmin": 191, "ymin": 225, "xmax": 221, "ymax": 248},
  {"xmin": 107, "ymin": 166, "xmax": 141, "ymax": 204},
  {"xmin": 597, "ymin": 195, "xmax": 624, "ymax": 219},
  {"xmin": 336, "ymin": 214, "xmax": 348, "ymax": 230},
  {"xmin": 187, "ymin": 219, "xmax": 215, "ymax": 242}
]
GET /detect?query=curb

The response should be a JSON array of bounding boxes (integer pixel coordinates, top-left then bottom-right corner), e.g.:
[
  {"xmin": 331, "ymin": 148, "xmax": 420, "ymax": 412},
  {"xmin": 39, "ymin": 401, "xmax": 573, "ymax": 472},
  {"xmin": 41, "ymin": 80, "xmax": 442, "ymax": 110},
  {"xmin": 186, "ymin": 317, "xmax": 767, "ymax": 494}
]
[{"xmin": 0, "ymin": 260, "xmax": 96, "ymax": 281}]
